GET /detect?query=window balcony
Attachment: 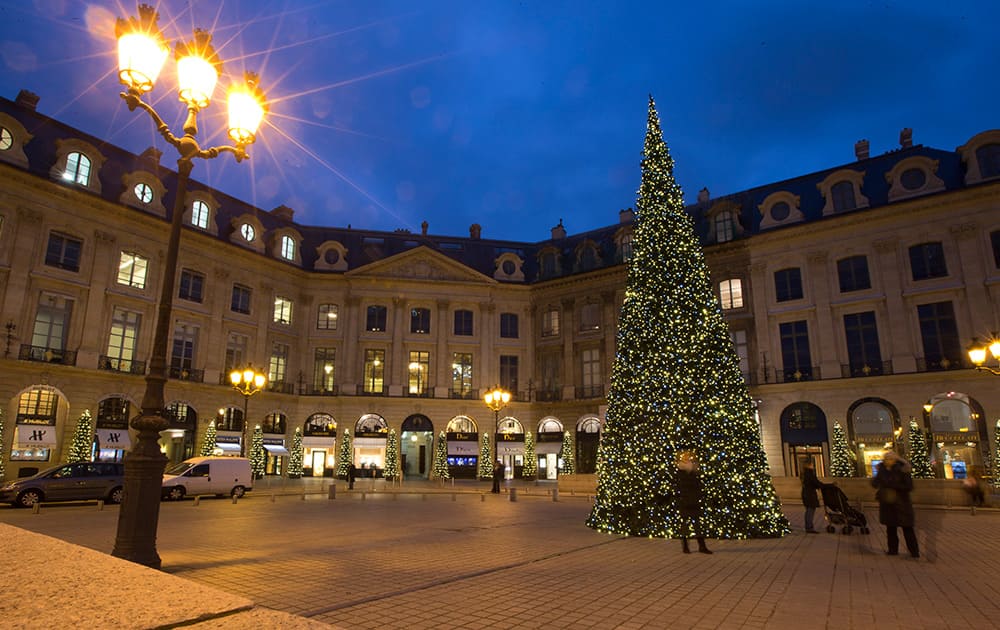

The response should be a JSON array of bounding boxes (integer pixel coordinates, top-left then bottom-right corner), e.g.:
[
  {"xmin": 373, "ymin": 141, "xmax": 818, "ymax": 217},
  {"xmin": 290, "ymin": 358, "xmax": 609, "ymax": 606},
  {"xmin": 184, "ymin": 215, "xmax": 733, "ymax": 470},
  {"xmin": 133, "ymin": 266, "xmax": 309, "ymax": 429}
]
[
  {"xmin": 266, "ymin": 380, "xmax": 295, "ymax": 394},
  {"xmin": 449, "ymin": 388, "xmax": 479, "ymax": 400},
  {"xmin": 302, "ymin": 385, "xmax": 339, "ymax": 396},
  {"xmin": 168, "ymin": 366, "xmax": 204, "ymax": 382},
  {"xmin": 99, "ymin": 355, "xmax": 146, "ymax": 375},
  {"xmin": 356, "ymin": 385, "xmax": 387, "ymax": 396},
  {"xmin": 915, "ymin": 357, "xmax": 967, "ymax": 372},
  {"xmin": 575, "ymin": 385, "xmax": 604, "ymax": 399},
  {"xmin": 536, "ymin": 389, "xmax": 562, "ymax": 402},
  {"xmin": 773, "ymin": 366, "xmax": 820, "ymax": 383},
  {"xmin": 405, "ymin": 388, "xmax": 433, "ymax": 398},
  {"xmin": 19, "ymin": 345, "xmax": 77, "ymax": 366},
  {"xmin": 840, "ymin": 361, "xmax": 894, "ymax": 378}
]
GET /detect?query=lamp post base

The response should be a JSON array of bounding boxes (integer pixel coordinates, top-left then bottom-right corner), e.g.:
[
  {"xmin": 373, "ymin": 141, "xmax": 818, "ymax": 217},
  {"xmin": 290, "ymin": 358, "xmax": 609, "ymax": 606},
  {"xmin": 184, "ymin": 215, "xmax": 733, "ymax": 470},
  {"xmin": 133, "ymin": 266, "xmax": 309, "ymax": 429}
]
[{"xmin": 111, "ymin": 413, "xmax": 169, "ymax": 569}]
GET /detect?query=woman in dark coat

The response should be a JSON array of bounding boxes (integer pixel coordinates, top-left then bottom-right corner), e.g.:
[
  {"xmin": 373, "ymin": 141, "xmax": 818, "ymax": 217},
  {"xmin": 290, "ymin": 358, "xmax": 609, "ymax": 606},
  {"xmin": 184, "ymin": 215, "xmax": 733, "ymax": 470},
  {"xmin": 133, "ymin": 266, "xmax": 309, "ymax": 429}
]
[
  {"xmin": 675, "ymin": 451, "xmax": 712, "ymax": 554},
  {"xmin": 800, "ymin": 459, "xmax": 827, "ymax": 533},
  {"xmin": 871, "ymin": 451, "xmax": 919, "ymax": 558}
]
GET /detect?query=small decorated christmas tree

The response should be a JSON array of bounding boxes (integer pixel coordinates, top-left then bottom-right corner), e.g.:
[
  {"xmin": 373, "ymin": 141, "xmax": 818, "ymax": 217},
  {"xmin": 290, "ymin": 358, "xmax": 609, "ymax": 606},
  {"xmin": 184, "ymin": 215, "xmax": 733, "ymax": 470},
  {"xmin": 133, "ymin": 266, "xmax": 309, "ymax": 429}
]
[
  {"xmin": 384, "ymin": 429, "xmax": 400, "ymax": 481},
  {"xmin": 337, "ymin": 429, "xmax": 353, "ymax": 479},
  {"xmin": 522, "ymin": 431, "xmax": 537, "ymax": 479},
  {"xmin": 433, "ymin": 431, "xmax": 450, "ymax": 480},
  {"xmin": 908, "ymin": 419, "xmax": 935, "ymax": 479},
  {"xmin": 829, "ymin": 422, "xmax": 855, "ymax": 477},
  {"xmin": 288, "ymin": 428, "xmax": 303, "ymax": 479},
  {"xmin": 249, "ymin": 426, "xmax": 266, "ymax": 479},
  {"xmin": 559, "ymin": 430, "xmax": 575, "ymax": 474},
  {"xmin": 199, "ymin": 420, "xmax": 218, "ymax": 456},
  {"xmin": 66, "ymin": 409, "xmax": 93, "ymax": 463},
  {"xmin": 477, "ymin": 432, "xmax": 493, "ymax": 480}
]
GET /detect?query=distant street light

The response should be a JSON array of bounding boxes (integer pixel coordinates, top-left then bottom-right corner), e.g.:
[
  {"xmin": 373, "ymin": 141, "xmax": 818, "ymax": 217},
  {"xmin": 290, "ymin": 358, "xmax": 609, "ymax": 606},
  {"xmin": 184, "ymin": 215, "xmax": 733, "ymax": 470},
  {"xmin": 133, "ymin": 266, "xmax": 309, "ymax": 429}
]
[
  {"xmin": 483, "ymin": 385, "xmax": 511, "ymax": 471},
  {"xmin": 111, "ymin": 4, "xmax": 267, "ymax": 569},
  {"xmin": 230, "ymin": 365, "xmax": 268, "ymax": 456},
  {"xmin": 967, "ymin": 334, "xmax": 1000, "ymax": 376}
]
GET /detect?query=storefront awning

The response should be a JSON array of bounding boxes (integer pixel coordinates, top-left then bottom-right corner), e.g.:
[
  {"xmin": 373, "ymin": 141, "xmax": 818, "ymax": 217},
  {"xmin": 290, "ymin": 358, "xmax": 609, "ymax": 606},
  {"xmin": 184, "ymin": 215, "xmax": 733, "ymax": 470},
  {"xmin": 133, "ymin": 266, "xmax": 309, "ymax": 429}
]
[
  {"xmin": 96, "ymin": 428, "xmax": 132, "ymax": 450},
  {"xmin": 215, "ymin": 442, "xmax": 241, "ymax": 453},
  {"xmin": 15, "ymin": 425, "xmax": 58, "ymax": 447},
  {"xmin": 263, "ymin": 444, "xmax": 290, "ymax": 456},
  {"xmin": 302, "ymin": 436, "xmax": 336, "ymax": 447}
]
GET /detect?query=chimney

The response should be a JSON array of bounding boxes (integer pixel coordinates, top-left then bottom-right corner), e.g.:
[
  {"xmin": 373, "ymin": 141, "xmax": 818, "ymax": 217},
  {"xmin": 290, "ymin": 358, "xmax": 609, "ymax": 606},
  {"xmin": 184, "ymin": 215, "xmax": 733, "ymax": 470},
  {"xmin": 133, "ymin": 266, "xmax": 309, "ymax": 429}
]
[
  {"xmin": 271, "ymin": 205, "xmax": 294, "ymax": 221},
  {"xmin": 550, "ymin": 218, "xmax": 566, "ymax": 240},
  {"xmin": 899, "ymin": 128, "xmax": 912, "ymax": 149},
  {"xmin": 15, "ymin": 89, "xmax": 39, "ymax": 111},
  {"xmin": 697, "ymin": 187, "xmax": 710, "ymax": 203},
  {"xmin": 469, "ymin": 223, "xmax": 481, "ymax": 239},
  {"xmin": 421, "ymin": 220, "xmax": 428, "ymax": 235},
  {"xmin": 854, "ymin": 139, "xmax": 869, "ymax": 160},
  {"xmin": 619, "ymin": 208, "xmax": 634, "ymax": 223}
]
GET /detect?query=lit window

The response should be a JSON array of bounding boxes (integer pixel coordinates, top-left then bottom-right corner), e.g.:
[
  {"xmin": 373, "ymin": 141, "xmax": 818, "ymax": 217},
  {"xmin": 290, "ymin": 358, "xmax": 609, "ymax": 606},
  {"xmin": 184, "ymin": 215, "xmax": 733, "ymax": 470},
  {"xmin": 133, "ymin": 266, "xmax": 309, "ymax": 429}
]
[
  {"xmin": 117, "ymin": 252, "xmax": 148, "ymax": 289},
  {"xmin": 280, "ymin": 235, "xmax": 295, "ymax": 260},
  {"xmin": 269, "ymin": 343, "xmax": 289, "ymax": 383},
  {"xmin": 719, "ymin": 279, "xmax": 743, "ymax": 309},
  {"xmin": 63, "ymin": 152, "xmax": 91, "ymax": 186},
  {"xmin": 240, "ymin": 223, "xmax": 256, "ymax": 242},
  {"xmin": 0, "ymin": 127, "xmax": 12, "ymax": 151},
  {"xmin": 133, "ymin": 182, "xmax": 153, "ymax": 204},
  {"xmin": 190, "ymin": 200, "xmax": 210, "ymax": 229},
  {"xmin": 274, "ymin": 296, "xmax": 293, "ymax": 325},
  {"xmin": 318, "ymin": 304, "xmax": 339, "ymax": 330}
]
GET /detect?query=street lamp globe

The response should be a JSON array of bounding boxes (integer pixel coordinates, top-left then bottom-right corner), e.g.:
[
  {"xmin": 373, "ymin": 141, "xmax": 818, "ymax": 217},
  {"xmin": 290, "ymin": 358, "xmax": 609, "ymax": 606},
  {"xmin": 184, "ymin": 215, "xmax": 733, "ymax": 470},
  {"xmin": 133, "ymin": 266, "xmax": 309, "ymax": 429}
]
[
  {"xmin": 174, "ymin": 30, "xmax": 221, "ymax": 109},
  {"xmin": 967, "ymin": 333, "xmax": 1000, "ymax": 376},
  {"xmin": 115, "ymin": 5, "xmax": 169, "ymax": 93}
]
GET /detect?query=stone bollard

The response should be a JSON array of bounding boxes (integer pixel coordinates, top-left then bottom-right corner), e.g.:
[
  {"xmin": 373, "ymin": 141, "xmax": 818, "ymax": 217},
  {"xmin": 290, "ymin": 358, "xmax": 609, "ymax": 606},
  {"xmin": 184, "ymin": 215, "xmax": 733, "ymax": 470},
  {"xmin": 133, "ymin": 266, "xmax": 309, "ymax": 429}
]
[
  {"xmin": 481, "ymin": 493, "xmax": 486, "ymax": 502},
  {"xmin": 97, "ymin": 500, "xmax": 104, "ymax": 511},
  {"xmin": 552, "ymin": 488, "xmax": 559, "ymax": 502},
  {"xmin": 362, "ymin": 492, "xmax": 367, "ymax": 501},
  {"xmin": 232, "ymin": 495, "xmax": 238, "ymax": 504},
  {"xmin": 509, "ymin": 487, "xmax": 518, "ymax": 502},
  {"xmin": 193, "ymin": 496, "xmax": 201, "ymax": 507},
  {"xmin": 452, "ymin": 493, "xmax": 456, "ymax": 502},
  {"xmin": 328, "ymin": 485, "xmax": 337, "ymax": 500},
  {"xmin": 301, "ymin": 492, "xmax": 307, "ymax": 501},
  {"xmin": 271, "ymin": 493, "xmax": 276, "ymax": 503},
  {"xmin": 32, "ymin": 503, "xmax": 40, "ymax": 514}
]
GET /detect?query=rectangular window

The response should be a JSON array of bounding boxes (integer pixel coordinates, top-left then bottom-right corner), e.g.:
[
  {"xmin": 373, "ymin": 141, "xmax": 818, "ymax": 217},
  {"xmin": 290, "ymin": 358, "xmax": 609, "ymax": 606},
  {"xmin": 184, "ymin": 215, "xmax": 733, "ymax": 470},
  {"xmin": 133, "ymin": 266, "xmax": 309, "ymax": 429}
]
[
  {"xmin": 363, "ymin": 349, "xmax": 385, "ymax": 393},
  {"xmin": 366, "ymin": 305, "xmax": 387, "ymax": 332},
  {"xmin": 844, "ymin": 311, "xmax": 883, "ymax": 376},
  {"xmin": 917, "ymin": 301, "xmax": 962, "ymax": 370},
  {"xmin": 106, "ymin": 307, "xmax": 140, "ymax": 370},
  {"xmin": 224, "ymin": 333, "xmax": 248, "ymax": 375},
  {"xmin": 837, "ymin": 256, "xmax": 871, "ymax": 293},
  {"xmin": 117, "ymin": 252, "xmax": 148, "ymax": 289},
  {"xmin": 500, "ymin": 312, "xmax": 519, "ymax": 339},
  {"xmin": 451, "ymin": 352, "xmax": 473, "ymax": 396},
  {"xmin": 178, "ymin": 269, "xmax": 204, "ymax": 303},
  {"xmin": 454, "ymin": 309, "xmax": 474, "ymax": 336},
  {"xmin": 719, "ymin": 279, "xmax": 744, "ymax": 309},
  {"xmin": 779, "ymin": 320, "xmax": 812, "ymax": 381},
  {"xmin": 408, "ymin": 350, "xmax": 430, "ymax": 395},
  {"xmin": 991, "ymin": 230, "xmax": 1000, "ymax": 269},
  {"xmin": 231, "ymin": 284, "xmax": 252, "ymax": 314},
  {"xmin": 581, "ymin": 348, "xmax": 601, "ymax": 389},
  {"xmin": 542, "ymin": 307, "xmax": 560, "ymax": 337},
  {"xmin": 410, "ymin": 307, "xmax": 431, "ymax": 334},
  {"xmin": 909, "ymin": 242, "xmax": 948, "ymax": 280},
  {"xmin": 730, "ymin": 329, "xmax": 750, "ymax": 382},
  {"xmin": 313, "ymin": 348, "xmax": 336, "ymax": 393},
  {"xmin": 714, "ymin": 212, "xmax": 734, "ymax": 243},
  {"xmin": 273, "ymin": 296, "xmax": 293, "ymax": 325},
  {"xmin": 317, "ymin": 303, "xmax": 339, "ymax": 330},
  {"xmin": 268, "ymin": 342, "xmax": 289, "ymax": 383},
  {"xmin": 170, "ymin": 325, "xmax": 197, "ymax": 376},
  {"xmin": 500, "ymin": 355, "xmax": 519, "ymax": 393},
  {"xmin": 579, "ymin": 303, "xmax": 600, "ymax": 331},
  {"xmin": 45, "ymin": 232, "xmax": 82, "ymax": 272},
  {"xmin": 31, "ymin": 295, "xmax": 72, "ymax": 353},
  {"xmin": 540, "ymin": 354, "xmax": 560, "ymax": 398},
  {"xmin": 774, "ymin": 268, "xmax": 803, "ymax": 302}
]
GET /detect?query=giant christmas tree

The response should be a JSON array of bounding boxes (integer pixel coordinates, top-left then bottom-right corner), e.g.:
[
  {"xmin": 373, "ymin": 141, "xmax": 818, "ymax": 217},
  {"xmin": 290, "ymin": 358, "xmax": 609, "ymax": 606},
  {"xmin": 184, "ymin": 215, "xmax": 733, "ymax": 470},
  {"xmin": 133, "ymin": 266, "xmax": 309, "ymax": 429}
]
[{"xmin": 587, "ymin": 97, "xmax": 788, "ymax": 539}]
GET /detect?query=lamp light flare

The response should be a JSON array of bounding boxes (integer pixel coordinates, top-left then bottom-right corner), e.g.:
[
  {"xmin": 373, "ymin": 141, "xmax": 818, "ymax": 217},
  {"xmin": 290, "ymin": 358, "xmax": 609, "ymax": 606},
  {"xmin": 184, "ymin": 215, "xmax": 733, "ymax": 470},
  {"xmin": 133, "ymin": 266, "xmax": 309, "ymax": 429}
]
[
  {"xmin": 115, "ymin": 5, "xmax": 169, "ymax": 93},
  {"xmin": 228, "ymin": 71, "xmax": 268, "ymax": 145},
  {"xmin": 175, "ymin": 29, "xmax": 222, "ymax": 109}
]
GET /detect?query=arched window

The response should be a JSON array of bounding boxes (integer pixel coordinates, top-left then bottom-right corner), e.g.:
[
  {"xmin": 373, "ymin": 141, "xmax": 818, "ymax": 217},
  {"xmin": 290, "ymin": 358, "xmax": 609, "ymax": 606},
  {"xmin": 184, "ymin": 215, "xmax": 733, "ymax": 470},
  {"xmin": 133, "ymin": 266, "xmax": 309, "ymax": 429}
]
[
  {"xmin": 357, "ymin": 413, "xmax": 388, "ymax": 433},
  {"xmin": 63, "ymin": 152, "xmax": 91, "ymax": 186},
  {"xmin": 191, "ymin": 200, "xmax": 210, "ymax": 229},
  {"xmin": 164, "ymin": 402, "xmax": 197, "ymax": 429},
  {"xmin": 447, "ymin": 415, "xmax": 477, "ymax": 433},
  {"xmin": 578, "ymin": 417, "xmax": 601, "ymax": 433},
  {"xmin": 498, "ymin": 416, "xmax": 523, "ymax": 434},
  {"xmin": 831, "ymin": 181, "xmax": 856, "ymax": 211},
  {"xmin": 263, "ymin": 412, "xmax": 287, "ymax": 434},
  {"xmin": 305, "ymin": 413, "xmax": 336, "ymax": 436},
  {"xmin": 280, "ymin": 235, "xmax": 295, "ymax": 260}
]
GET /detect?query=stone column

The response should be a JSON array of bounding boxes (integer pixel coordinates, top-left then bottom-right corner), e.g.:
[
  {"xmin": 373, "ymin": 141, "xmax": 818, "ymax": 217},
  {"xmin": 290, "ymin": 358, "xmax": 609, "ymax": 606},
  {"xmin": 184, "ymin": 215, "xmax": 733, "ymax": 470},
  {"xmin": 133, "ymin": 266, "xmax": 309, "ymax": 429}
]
[
  {"xmin": 434, "ymin": 299, "xmax": 450, "ymax": 397},
  {"xmin": 561, "ymin": 298, "xmax": 576, "ymax": 400},
  {"xmin": 871, "ymin": 237, "xmax": 916, "ymax": 373}
]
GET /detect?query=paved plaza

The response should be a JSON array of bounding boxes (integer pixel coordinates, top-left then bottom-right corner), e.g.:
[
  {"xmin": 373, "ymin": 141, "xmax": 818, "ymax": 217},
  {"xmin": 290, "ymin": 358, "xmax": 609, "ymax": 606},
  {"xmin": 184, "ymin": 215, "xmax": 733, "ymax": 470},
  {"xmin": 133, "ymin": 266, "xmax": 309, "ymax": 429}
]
[{"xmin": 2, "ymin": 481, "xmax": 999, "ymax": 629}]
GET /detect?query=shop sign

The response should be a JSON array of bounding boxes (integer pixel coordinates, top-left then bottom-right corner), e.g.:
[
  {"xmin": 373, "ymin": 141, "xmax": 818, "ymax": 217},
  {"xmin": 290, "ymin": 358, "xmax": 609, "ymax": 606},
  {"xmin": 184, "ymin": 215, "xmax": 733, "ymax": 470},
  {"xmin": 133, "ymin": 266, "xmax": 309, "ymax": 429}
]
[
  {"xmin": 447, "ymin": 432, "xmax": 477, "ymax": 442},
  {"xmin": 263, "ymin": 437, "xmax": 286, "ymax": 445},
  {"xmin": 498, "ymin": 433, "xmax": 524, "ymax": 443},
  {"xmin": 537, "ymin": 432, "xmax": 563, "ymax": 442},
  {"xmin": 934, "ymin": 432, "xmax": 978, "ymax": 443},
  {"xmin": 16, "ymin": 416, "xmax": 56, "ymax": 426},
  {"xmin": 216, "ymin": 434, "xmax": 240, "ymax": 444},
  {"xmin": 356, "ymin": 431, "xmax": 386, "ymax": 439}
]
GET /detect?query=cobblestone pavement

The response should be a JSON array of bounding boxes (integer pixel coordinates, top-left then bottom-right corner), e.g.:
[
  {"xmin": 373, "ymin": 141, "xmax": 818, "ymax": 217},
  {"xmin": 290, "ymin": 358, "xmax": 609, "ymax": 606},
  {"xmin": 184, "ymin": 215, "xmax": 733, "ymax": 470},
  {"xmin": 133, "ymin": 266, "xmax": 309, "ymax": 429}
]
[{"xmin": 2, "ymin": 483, "xmax": 999, "ymax": 629}]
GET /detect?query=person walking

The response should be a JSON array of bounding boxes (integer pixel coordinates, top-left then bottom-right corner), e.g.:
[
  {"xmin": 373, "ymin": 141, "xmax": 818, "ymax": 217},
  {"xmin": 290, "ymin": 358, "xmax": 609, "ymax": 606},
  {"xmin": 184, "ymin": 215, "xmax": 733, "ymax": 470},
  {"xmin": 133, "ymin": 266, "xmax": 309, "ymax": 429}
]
[
  {"xmin": 675, "ymin": 450, "xmax": 712, "ymax": 554},
  {"xmin": 800, "ymin": 458, "xmax": 828, "ymax": 534},
  {"xmin": 872, "ymin": 451, "xmax": 919, "ymax": 558},
  {"xmin": 347, "ymin": 462, "xmax": 356, "ymax": 490},
  {"xmin": 491, "ymin": 459, "xmax": 504, "ymax": 493}
]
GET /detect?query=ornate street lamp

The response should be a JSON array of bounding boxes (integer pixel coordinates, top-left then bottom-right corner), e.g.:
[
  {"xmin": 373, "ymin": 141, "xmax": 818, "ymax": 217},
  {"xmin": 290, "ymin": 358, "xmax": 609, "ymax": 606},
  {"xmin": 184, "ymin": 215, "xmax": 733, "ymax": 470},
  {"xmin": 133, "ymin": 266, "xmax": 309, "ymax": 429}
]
[
  {"xmin": 230, "ymin": 365, "xmax": 267, "ymax": 456},
  {"xmin": 111, "ymin": 4, "xmax": 268, "ymax": 569},
  {"xmin": 967, "ymin": 334, "xmax": 1000, "ymax": 376},
  {"xmin": 483, "ymin": 385, "xmax": 511, "ymax": 471}
]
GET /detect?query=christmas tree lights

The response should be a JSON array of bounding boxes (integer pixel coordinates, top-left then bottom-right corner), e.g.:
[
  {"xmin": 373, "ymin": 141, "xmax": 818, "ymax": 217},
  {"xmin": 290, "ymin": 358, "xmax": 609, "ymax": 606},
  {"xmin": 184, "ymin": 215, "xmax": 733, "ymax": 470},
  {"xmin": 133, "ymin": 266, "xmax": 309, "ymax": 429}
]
[
  {"xmin": 523, "ymin": 431, "xmax": 537, "ymax": 479},
  {"xmin": 829, "ymin": 422, "xmax": 855, "ymax": 477},
  {"xmin": 587, "ymin": 97, "xmax": 788, "ymax": 539},
  {"xmin": 478, "ymin": 432, "xmax": 493, "ymax": 480},
  {"xmin": 337, "ymin": 429, "xmax": 353, "ymax": 479},
  {"xmin": 560, "ymin": 430, "xmax": 575, "ymax": 474},
  {"xmin": 384, "ymin": 428, "xmax": 400, "ymax": 481},
  {"xmin": 288, "ymin": 428, "xmax": 303, "ymax": 479},
  {"xmin": 433, "ymin": 431, "xmax": 450, "ymax": 480},
  {"xmin": 249, "ymin": 426, "xmax": 265, "ymax": 479},
  {"xmin": 199, "ymin": 420, "xmax": 217, "ymax": 456},
  {"xmin": 67, "ymin": 409, "xmax": 93, "ymax": 463},
  {"xmin": 907, "ymin": 419, "xmax": 935, "ymax": 479}
]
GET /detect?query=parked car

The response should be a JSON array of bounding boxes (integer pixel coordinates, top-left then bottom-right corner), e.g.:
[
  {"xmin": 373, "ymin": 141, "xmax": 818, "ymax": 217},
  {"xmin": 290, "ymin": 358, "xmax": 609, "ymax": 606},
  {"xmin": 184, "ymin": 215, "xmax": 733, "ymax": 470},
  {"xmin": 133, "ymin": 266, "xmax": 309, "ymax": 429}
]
[
  {"xmin": 0, "ymin": 462, "xmax": 125, "ymax": 508},
  {"xmin": 162, "ymin": 456, "xmax": 253, "ymax": 500}
]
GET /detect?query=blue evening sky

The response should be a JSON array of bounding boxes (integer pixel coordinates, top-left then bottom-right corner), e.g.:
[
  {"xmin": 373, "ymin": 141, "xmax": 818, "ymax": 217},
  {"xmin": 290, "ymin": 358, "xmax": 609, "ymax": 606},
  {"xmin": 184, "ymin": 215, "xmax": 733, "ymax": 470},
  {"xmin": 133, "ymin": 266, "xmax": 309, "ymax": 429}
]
[{"xmin": 0, "ymin": 1, "xmax": 996, "ymax": 241}]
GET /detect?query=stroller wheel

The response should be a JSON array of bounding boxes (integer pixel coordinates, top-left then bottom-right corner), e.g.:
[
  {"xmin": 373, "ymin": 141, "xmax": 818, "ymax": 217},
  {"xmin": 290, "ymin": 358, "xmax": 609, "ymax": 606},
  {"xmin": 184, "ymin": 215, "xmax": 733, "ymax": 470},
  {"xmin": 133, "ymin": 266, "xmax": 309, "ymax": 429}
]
[{"xmin": 826, "ymin": 525, "xmax": 835, "ymax": 533}]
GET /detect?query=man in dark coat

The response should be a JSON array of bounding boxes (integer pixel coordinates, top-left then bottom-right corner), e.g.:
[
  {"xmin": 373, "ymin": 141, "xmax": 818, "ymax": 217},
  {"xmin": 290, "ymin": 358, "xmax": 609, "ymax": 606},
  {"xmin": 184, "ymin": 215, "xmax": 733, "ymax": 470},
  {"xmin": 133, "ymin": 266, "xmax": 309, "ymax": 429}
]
[
  {"xmin": 491, "ymin": 460, "xmax": 504, "ymax": 493},
  {"xmin": 347, "ymin": 462, "xmax": 356, "ymax": 490},
  {"xmin": 872, "ymin": 451, "xmax": 919, "ymax": 558},
  {"xmin": 800, "ymin": 458, "xmax": 828, "ymax": 533},
  {"xmin": 675, "ymin": 451, "xmax": 712, "ymax": 554}
]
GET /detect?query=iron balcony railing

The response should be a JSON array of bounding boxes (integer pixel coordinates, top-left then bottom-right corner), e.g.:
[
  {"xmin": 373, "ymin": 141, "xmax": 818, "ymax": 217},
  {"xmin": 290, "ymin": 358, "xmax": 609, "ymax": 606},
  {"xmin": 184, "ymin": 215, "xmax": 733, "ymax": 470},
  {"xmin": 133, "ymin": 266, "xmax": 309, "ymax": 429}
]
[
  {"xmin": 19, "ymin": 344, "xmax": 77, "ymax": 366},
  {"xmin": 99, "ymin": 355, "xmax": 146, "ymax": 375}
]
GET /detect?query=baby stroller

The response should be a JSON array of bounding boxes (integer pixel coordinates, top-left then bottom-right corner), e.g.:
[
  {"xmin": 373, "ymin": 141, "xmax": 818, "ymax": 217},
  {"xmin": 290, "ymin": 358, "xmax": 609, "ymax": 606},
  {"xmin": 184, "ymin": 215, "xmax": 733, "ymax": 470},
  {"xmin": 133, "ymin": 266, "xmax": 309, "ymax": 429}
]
[{"xmin": 821, "ymin": 484, "xmax": 869, "ymax": 534}]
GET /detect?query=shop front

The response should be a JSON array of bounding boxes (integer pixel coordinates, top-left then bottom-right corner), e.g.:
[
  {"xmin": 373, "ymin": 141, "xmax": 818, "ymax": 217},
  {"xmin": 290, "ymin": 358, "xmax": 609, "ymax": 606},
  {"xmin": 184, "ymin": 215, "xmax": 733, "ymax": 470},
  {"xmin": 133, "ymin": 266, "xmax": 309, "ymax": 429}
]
[
  {"xmin": 214, "ymin": 432, "xmax": 242, "ymax": 456},
  {"xmin": 263, "ymin": 437, "xmax": 289, "ymax": 475},
  {"xmin": 302, "ymin": 413, "xmax": 337, "ymax": 477},
  {"xmin": 536, "ymin": 431, "xmax": 563, "ymax": 480},
  {"xmin": 95, "ymin": 396, "xmax": 132, "ymax": 462},
  {"xmin": 926, "ymin": 393, "xmax": 988, "ymax": 479},
  {"xmin": 848, "ymin": 398, "xmax": 900, "ymax": 477},
  {"xmin": 780, "ymin": 402, "xmax": 830, "ymax": 476},
  {"xmin": 446, "ymin": 431, "xmax": 479, "ymax": 479},
  {"xmin": 496, "ymin": 431, "xmax": 524, "ymax": 479},
  {"xmin": 401, "ymin": 414, "xmax": 434, "ymax": 479},
  {"xmin": 10, "ymin": 387, "xmax": 60, "ymax": 475}
]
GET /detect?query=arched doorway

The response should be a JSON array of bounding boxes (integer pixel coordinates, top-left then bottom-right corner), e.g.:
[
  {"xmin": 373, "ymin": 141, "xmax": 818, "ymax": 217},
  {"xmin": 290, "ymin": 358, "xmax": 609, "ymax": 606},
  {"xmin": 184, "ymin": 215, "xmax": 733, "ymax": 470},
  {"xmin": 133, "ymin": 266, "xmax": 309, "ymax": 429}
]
[
  {"xmin": 445, "ymin": 415, "xmax": 478, "ymax": 479},
  {"xmin": 537, "ymin": 417, "xmax": 564, "ymax": 480},
  {"xmin": 924, "ymin": 392, "xmax": 987, "ymax": 479},
  {"xmin": 846, "ymin": 398, "xmax": 901, "ymax": 477},
  {"xmin": 496, "ymin": 416, "xmax": 524, "ymax": 479},
  {"xmin": 162, "ymin": 401, "xmax": 197, "ymax": 465},
  {"xmin": 95, "ymin": 396, "xmax": 133, "ymax": 462},
  {"xmin": 780, "ymin": 402, "xmax": 829, "ymax": 476},
  {"xmin": 576, "ymin": 415, "xmax": 602, "ymax": 474},
  {"xmin": 303, "ymin": 413, "xmax": 337, "ymax": 477},
  {"xmin": 354, "ymin": 413, "xmax": 388, "ymax": 477},
  {"xmin": 401, "ymin": 414, "xmax": 434, "ymax": 479},
  {"xmin": 10, "ymin": 386, "xmax": 67, "ymax": 478}
]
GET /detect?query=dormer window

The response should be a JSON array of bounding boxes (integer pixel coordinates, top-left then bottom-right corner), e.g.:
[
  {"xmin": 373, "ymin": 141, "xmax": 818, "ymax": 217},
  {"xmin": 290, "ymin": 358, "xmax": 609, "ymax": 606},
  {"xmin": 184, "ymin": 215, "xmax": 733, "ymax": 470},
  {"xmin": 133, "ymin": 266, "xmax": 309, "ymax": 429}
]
[
  {"xmin": 958, "ymin": 131, "xmax": 1000, "ymax": 185},
  {"xmin": 191, "ymin": 200, "xmax": 210, "ymax": 229},
  {"xmin": 885, "ymin": 156, "xmax": 944, "ymax": 201},
  {"xmin": 280, "ymin": 235, "xmax": 295, "ymax": 260},
  {"xmin": 51, "ymin": 138, "xmax": 105, "ymax": 193},
  {"xmin": 818, "ymin": 170, "xmax": 868, "ymax": 216},
  {"xmin": 63, "ymin": 152, "xmax": 91, "ymax": 186},
  {"xmin": 770, "ymin": 202, "xmax": 790, "ymax": 221},
  {"xmin": 830, "ymin": 181, "xmax": 855, "ymax": 211},
  {"xmin": 758, "ymin": 192, "xmax": 804, "ymax": 230},
  {"xmin": 900, "ymin": 168, "xmax": 926, "ymax": 191},
  {"xmin": 976, "ymin": 144, "xmax": 1000, "ymax": 179},
  {"xmin": 714, "ymin": 211, "xmax": 735, "ymax": 243},
  {"xmin": 241, "ymin": 223, "xmax": 256, "ymax": 242},
  {"xmin": 134, "ymin": 182, "xmax": 153, "ymax": 204},
  {"xmin": 0, "ymin": 127, "xmax": 11, "ymax": 150}
]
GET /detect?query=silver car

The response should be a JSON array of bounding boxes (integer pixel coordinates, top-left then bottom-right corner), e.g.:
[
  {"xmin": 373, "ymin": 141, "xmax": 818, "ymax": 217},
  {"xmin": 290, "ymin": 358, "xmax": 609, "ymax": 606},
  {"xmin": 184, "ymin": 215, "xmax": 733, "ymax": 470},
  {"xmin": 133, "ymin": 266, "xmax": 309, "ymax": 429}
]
[{"xmin": 0, "ymin": 462, "xmax": 125, "ymax": 507}]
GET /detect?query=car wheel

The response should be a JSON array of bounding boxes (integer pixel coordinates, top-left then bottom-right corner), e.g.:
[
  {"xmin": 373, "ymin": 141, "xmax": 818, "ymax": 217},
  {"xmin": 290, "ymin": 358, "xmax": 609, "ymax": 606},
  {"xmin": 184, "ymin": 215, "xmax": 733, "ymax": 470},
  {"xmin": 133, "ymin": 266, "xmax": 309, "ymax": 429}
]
[
  {"xmin": 108, "ymin": 486, "xmax": 124, "ymax": 504},
  {"xmin": 167, "ymin": 486, "xmax": 186, "ymax": 501},
  {"xmin": 231, "ymin": 486, "xmax": 246, "ymax": 499},
  {"xmin": 16, "ymin": 489, "xmax": 42, "ymax": 508}
]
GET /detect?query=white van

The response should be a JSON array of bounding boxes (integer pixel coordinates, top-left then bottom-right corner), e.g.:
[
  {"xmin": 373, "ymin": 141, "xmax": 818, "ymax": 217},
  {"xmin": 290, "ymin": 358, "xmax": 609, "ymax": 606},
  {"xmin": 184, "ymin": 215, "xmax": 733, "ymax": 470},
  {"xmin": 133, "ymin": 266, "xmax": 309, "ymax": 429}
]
[{"xmin": 162, "ymin": 456, "xmax": 253, "ymax": 500}]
